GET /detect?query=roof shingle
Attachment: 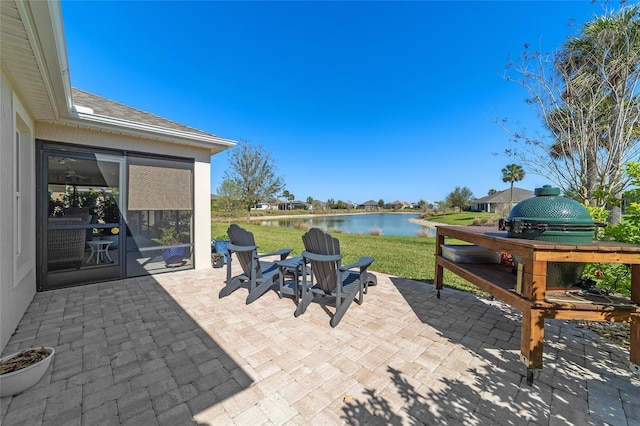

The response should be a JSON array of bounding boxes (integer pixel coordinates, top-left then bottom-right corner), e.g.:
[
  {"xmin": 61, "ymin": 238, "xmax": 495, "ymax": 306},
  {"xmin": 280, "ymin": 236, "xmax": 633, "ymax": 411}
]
[{"xmin": 71, "ymin": 88, "xmax": 220, "ymax": 139}]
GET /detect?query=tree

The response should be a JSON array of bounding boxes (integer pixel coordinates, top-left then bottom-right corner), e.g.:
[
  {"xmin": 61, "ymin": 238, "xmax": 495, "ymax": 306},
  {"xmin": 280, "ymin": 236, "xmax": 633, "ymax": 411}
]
[
  {"xmin": 501, "ymin": 164, "xmax": 526, "ymax": 208},
  {"xmin": 445, "ymin": 187, "xmax": 474, "ymax": 211},
  {"xmin": 327, "ymin": 198, "xmax": 336, "ymax": 209},
  {"xmin": 306, "ymin": 196, "xmax": 314, "ymax": 205},
  {"xmin": 215, "ymin": 180, "xmax": 241, "ymax": 223},
  {"xmin": 311, "ymin": 200, "xmax": 325, "ymax": 211},
  {"xmin": 488, "ymin": 189, "xmax": 498, "ymax": 195},
  {"xmin": 378, "ymin": 199, "xmax": 385, "ymax": 208},
  {"xmin": 282, "ymin": 190, "xmax": 294, "ymax": 210},
  {"xmin": 501, "ymin": 5, "xmax": 640, "ymax": 221},
  {"xmin": 220, "ymin": 140, "xmax": 284, "ymax": 222}
]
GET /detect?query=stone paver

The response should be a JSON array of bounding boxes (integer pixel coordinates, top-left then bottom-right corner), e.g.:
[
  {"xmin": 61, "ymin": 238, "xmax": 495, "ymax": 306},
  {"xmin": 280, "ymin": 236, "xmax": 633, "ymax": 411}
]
[{"xmin": 1, "ymin": 265, "xmax": 638, "ymax": 425}]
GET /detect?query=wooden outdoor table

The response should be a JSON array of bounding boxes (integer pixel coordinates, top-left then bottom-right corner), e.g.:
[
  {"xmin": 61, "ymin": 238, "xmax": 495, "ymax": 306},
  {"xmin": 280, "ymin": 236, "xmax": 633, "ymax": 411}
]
[{"xmin": 434, "ymin": 225, "xmax": 640, "ymax": 385}]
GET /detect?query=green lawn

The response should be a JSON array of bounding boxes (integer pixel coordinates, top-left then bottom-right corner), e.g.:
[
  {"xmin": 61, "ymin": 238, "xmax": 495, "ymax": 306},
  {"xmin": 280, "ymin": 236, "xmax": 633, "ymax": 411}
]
[
  {"xmin": 212, "ymin": 221, "xmax": 485, "ymax": 295},
  {"xmin": 422, "ymin": 212, "xmax": 500, "ymax": 226}
]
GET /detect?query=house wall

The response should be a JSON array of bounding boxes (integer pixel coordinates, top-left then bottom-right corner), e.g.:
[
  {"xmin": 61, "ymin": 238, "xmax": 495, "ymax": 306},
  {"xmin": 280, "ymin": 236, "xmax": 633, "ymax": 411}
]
[
  {"xmin": 36, "ymin": 122, "xmax": 213, "ymax": 271},
  {"xmin": 1, "ymin": 69, "xmax": 38, "ymax": 351}
]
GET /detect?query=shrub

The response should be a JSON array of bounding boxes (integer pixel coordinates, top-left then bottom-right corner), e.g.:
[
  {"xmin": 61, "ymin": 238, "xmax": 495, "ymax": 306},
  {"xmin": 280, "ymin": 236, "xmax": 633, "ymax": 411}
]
[
  {"xmin": 583, "ymin": 161, "xmax": 640, "ymax": 296},
  {"xmin": 416, "ymin": 228, "xmax": 432, "ymax": 237},
  {"xmin": 369, "ymin": 227, "xmax": 383, "ymax": 236},
  {"xmin": 291, "ymin": 221, "xmax": 310, "ymax": 230},
  {"xmin": 472, "ymin": 217, "xmax": 499, "ymax": 227}
]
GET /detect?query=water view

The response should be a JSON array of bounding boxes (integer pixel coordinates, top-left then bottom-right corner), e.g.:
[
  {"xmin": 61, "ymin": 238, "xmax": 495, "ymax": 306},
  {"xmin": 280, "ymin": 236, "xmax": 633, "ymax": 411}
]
[{"xmin": 258, "ymin": 213, "xmax": 437, "ymax": 237}]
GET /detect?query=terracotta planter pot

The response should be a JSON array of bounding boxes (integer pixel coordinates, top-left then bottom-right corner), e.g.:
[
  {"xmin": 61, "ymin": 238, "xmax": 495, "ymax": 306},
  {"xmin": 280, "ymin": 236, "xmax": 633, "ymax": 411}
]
[{"xmin": 0, "ymin": 347, "xmax": 55, "ymax": 397}]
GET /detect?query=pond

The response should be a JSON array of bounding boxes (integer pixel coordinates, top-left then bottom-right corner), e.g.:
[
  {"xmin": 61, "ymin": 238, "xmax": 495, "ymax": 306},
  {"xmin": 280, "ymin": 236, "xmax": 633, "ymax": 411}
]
[{"xmin": 257, "ymin": 213, "xmax": 437, "ymax": 237}]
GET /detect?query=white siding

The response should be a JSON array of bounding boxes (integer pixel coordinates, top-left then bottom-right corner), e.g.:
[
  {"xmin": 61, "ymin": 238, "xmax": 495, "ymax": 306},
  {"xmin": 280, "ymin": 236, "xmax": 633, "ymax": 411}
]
[
  {"xmin": 1, "ymin": 70, "xmax": 38, "ymax": 351},
  {"xmin": 193, "ymin": 160, "xmax": 212, "ymax": 269}
]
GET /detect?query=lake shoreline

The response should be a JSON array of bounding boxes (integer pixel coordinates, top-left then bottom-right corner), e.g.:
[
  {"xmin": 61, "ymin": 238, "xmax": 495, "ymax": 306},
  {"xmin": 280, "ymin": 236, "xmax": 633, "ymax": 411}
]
[
  {"xmin": 250, "ymin": 211, "xmax": 438, "ymax": 237},
  {"xmin": 248, "ymin": 211, "xmax": 420, "ymax": 221},
  {"xmin": 408, "ymin": 217, "xmax": 441, "ymax": 229}
]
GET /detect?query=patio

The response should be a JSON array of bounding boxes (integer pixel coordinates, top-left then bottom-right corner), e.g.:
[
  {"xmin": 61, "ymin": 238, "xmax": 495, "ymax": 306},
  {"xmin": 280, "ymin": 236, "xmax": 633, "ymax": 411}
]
[{"xmin": 1, "ymin": 265, "xmax": 638, "ymax": 425}]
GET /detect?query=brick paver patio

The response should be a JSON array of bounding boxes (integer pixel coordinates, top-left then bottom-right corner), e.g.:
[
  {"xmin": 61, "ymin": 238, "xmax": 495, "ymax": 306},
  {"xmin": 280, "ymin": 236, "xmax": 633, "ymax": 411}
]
[{"xmin": 1, "ymin": 265, "xmax": 638, "ymax": 425}]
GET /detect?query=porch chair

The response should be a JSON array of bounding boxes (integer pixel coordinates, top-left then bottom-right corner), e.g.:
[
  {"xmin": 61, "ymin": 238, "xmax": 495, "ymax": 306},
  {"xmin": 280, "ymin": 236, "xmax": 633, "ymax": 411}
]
[
  {"xmin": 219, "ymin": 224, "xmax": 292, "ymax": 304},
  {"xmin": 297, "ymin": 227, "xmax": 376, "ymax": 327},
  {"xmin": 47, "ymin": 217, "xmax": 87, "ymax": 268}
]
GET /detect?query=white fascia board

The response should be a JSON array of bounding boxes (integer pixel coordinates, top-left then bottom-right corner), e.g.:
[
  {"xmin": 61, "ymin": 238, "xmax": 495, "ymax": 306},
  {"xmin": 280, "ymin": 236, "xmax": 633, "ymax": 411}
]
[
  {"xmin": 16, "ymin": 0, "xmax": 73, "ymax": 119},
  {"xmin": 61, "ymin": 112, "xmax": 237, "ymax": 152}
]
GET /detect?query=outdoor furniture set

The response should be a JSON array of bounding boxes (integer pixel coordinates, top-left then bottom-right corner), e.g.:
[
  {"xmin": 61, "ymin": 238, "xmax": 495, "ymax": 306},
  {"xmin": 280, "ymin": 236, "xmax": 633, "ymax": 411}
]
[
  {"xmin": 48, "ymin": 213, "xmax": 116, "ymax": 268},
  {"xmin": 218, "ymin": 224, "xmax": 377, "ymax": 327}
]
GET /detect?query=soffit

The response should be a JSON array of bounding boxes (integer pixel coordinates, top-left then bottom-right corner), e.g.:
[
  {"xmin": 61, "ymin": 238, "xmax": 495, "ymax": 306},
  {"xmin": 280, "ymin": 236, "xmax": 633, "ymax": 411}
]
[{"xmin": 0, "ymin": 0, "xmax": 57, "ymax": 120}]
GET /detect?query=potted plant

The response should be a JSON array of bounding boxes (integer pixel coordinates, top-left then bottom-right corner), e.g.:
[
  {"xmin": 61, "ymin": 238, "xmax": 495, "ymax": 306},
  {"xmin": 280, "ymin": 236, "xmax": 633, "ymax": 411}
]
[
  {"xmin": 103, "ymin": 227, "xmax": 119, "ymax": 249},
  {"xmin": 213, "ymin": 233, "xmax": 230, "ymax": 264},
  {"xmin": 160, "ymin": 227, "xmax": 186, "ymax": 267},
  {"xmin": 212, "ymin": 252, "xmax": 224, "ymax": 268},
  {"xmin": 0, "ymin": 346, "xmax": 55, "ymax": 397}
]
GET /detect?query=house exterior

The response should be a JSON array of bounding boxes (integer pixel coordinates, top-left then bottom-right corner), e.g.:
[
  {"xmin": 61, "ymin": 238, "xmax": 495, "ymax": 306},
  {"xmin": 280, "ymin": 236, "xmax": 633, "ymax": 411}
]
[
  {"xmin": 0, "ymin": 1, "xmax": 235, "ymax": 351},
  {"xmin": 471, "ymin": 187, "xmax": 534, "ymax": 213},
  {"xmin": 309, "ymin": 200, "xmax": 327, "ymax": 211},
  {"xmin": 389, "ymin": 200, "xmax": 410, "ymax": 209},
  {"xmin": 359, "ymin": 200, "xmax": 379, "ymax": 211},
  {"xmin": 278, "ymin": 200, "xmax": 308, "ymax": 210},
  {"xmin": 253, "ymin": 202, "xmax": 278, "ymax": 210}
]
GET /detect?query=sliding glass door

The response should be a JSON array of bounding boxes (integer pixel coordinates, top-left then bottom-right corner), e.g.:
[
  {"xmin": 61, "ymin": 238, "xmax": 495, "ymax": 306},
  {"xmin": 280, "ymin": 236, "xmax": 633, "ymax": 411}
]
[
  {"xmin": 41, "ymin": 149, "xmax": 124, "ymax": 290},
  {"xmin": 38, "ymin": 143, "xmax": 194, "ymax": 290},
  {"xmin": 125, "ymin": 155, "xmax": 193, "ymax": 277}
]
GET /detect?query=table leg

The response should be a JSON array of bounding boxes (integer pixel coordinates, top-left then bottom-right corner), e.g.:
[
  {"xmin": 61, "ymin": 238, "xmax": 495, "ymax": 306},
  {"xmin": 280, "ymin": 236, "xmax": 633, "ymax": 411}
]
[
  {"xmin": 523, "ymin": 259, "xmax": 547, "ymax": 301},
  {"xmin": 434, "ymin": 231, "xmax": 444, "ymax": 298},
  {"xmin": 631, "ymin": 265, "xmax": 639, "ymax": 373},
  {"xmin": 87, "ymin": 245, "xmax": 96, "ymax": 264},
  {"xmin": 520, "ymin": 308, "xmax": 545, "ymax": 370}
]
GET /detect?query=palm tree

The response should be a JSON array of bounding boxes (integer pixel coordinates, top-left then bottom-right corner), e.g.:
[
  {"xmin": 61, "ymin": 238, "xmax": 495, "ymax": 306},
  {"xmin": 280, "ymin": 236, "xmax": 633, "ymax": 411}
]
[
  {"xmin": 555, "ymin": 5, "xmax": 640, "ymax": 217},
  {"xmin": 502, "ymin": 164, "xmax": 526, "ymax": 209},
  {"xmin": 282, "ymin": 190, "xmax": 294, "ymax": 210}
]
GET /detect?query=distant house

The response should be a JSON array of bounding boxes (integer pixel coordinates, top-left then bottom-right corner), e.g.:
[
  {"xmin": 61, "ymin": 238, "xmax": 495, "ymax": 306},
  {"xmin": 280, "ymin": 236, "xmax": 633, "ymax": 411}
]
[
  {"xmin": 410, "ymin": 201, "xmax": 430, "ymax": 210},
  {"xmin": 309, "ymin": 200, "xmax": 327, "ymax": 211},
  {"xmin": 471, "ymin": 188, "xmax": 534, "ymax": 213},
  {"xmin": 390, "ymin": 200, "xmax": 410, "ymax": 209},
  {"xmin": 278, "ymin": 200, "xmax": 308, "ymax": 210},
  {"xmin": 253, "ymin": 202, "xmax": 277, "ymax": 210},
  {"xmin": 359, "ymin": 200, "xmax": 379, "ymax": 211}
]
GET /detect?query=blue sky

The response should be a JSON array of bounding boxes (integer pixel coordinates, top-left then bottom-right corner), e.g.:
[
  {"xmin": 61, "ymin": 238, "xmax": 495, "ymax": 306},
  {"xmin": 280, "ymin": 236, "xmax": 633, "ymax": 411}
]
[{"xmin": 60, "ymin": 1, "xmax": 626, "ymax": 204}]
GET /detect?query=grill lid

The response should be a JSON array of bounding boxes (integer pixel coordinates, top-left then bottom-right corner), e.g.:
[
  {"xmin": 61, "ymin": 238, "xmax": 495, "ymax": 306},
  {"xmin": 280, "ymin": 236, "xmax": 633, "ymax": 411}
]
[{"xmin": 498, "ymin": 185, "xmax": 596, "ymax": 243}]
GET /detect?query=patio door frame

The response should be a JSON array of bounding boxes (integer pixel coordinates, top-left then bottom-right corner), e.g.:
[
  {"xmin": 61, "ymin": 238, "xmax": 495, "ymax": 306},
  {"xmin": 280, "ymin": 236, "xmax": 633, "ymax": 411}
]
[{"xmin": 37, "ymin": 142, "xmax": 126, "ymax": 291}]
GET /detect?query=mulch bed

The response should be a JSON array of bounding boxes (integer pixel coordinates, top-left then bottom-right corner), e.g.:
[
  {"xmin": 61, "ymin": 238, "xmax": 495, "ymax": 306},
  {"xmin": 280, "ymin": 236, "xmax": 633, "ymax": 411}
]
[
  {"xmin": 0, "ymin": 347, "xmax": 50, "ymax": 375},
  {"xmin": 577, "ymin": 321, "xmax": 630, "ymax": 350}
]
